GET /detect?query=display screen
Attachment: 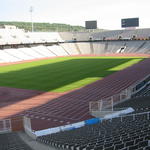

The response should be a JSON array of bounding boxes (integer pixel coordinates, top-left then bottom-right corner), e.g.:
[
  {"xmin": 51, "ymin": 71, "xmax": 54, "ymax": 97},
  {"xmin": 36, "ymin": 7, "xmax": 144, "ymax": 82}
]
[
  {"xmin": 121, "ymin": 18, "xmax": 139, "ymax": 28},
  {"xmin": 85, "ymin": 21, "xmax": 97, "ymax": 29}
]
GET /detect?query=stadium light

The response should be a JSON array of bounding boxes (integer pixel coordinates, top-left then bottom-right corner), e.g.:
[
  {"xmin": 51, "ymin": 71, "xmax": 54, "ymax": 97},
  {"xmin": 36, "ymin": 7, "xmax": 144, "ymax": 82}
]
[{"xmin": 29, "ymin": 6, "xmax": 34, "ymax": 32}]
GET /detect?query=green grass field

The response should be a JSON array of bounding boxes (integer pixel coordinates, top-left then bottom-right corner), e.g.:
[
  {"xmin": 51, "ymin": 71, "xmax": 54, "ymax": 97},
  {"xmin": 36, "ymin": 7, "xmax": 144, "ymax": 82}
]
[{"xmin": 0, "ymin": 57, "xmax": 145, "ymax": 92}]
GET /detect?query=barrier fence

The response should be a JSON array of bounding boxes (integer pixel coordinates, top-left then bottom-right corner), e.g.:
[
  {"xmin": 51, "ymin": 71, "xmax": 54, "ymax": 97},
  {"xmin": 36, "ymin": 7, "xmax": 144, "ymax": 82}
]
[
  {"xmin": 108, "ymin": 111, "xmax": 150, "ymax": 122},
  {"xmin": 0, "ymin": 119, "xmax": 11, "ymax": 133},
  {"xmin": 89, "ymin": 74, "xmax": 150, "ymax": 113},
  {"xmin": 0, "ymin": 116, "xmax": 23, "ymax": 133}
]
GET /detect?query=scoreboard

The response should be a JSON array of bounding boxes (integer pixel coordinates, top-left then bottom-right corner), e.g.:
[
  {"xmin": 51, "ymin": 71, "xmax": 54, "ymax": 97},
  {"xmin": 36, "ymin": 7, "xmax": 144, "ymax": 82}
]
[
  {"xmin": 121, "ymin": 18, "xmax": 139, "ymax": 28},
  {"xmin": 85, "ymin": 20, "xmax": 97, "ymax": 29}
]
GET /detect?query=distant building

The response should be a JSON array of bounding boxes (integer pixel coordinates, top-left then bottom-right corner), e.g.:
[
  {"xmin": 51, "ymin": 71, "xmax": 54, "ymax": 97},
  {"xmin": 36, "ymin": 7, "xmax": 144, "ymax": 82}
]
[{"xmin": 0, "ymin": 25, "xmax": 17, "ymax": 29}]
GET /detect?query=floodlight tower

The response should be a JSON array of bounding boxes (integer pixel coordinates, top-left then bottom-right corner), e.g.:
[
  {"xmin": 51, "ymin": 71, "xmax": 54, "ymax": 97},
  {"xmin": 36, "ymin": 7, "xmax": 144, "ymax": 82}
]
[{"xmin": 29, "ymin": 6, "xmax": 34, "ymax": 32}]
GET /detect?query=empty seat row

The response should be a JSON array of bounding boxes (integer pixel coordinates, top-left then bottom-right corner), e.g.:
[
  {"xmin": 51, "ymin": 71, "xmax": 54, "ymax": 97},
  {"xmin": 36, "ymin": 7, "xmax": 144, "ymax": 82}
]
[
  {"xmin": 37, "ymin": 113, "xmax": 150, "ymax": 150},
  {"xmin": 0, "ymin": 132, "xmax": 33, "ymax": 150}
]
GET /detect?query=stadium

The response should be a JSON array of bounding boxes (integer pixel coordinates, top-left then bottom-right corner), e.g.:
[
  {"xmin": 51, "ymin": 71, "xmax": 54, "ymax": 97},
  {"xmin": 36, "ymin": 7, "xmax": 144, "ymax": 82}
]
[{"xmin": 0, "ymin": 1, "xmax": 150, "ymax": 150}]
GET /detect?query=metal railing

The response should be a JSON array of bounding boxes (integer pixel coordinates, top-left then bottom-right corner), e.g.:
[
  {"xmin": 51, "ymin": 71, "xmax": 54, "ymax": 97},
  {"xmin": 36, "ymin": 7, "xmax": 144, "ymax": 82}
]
[
  {"xmin": 0, "ymin": 119, "xmax": 11, "ymax": 133},
  {"xmin": 89, "ymin": 74, "xmax": 150, "ymax": 113},
  {"xmin": 106, "ymin": 111, "xmax": 150, "ymax": 122}
]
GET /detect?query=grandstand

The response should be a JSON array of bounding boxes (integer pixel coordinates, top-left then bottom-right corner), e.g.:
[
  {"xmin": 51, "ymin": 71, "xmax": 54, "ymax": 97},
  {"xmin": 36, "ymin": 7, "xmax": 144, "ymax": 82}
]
[
  {"xmin": 0, "ymin": 28, "xmax": 150, "ymax": 64},
  {"xmin": 0, "ymin": 27, "xmax": 150, "ymax": 150},
  {"xmin": 37, "ymin": 112, "xmax": 150, "ymax": 150}
]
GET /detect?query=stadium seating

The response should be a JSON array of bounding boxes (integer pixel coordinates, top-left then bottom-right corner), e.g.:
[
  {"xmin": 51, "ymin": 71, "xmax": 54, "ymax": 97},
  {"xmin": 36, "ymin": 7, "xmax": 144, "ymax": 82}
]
[
  {"xmin": 1, "ymin": 28, "xmax": 150, "ymax": 45},
  {"xmin": 59, "ymin": 32, "xmax": 90, "ymax": 41},
  {"xmin": 0, "ymin": 132, "xmax": 33, "ymax": 150},
  {"xmin": 59, "ymin": 29, "xmax": 150, "ymax": 41},
  {"xmin": 17, "ymin": 47, "xmax": 44, "ymax": 59},
  {"xmin": 0, "ymin": 40, "xmax": 149, "ymax": 64},
  {"xmin": 91, "ymin": 30, "xmax": 123, "ymax": 40},
  {"xmin": 31, "ymin": 45, "xmax": 55, "ymax": 57},
  {"xmin": 37, "ymin": 112, "xmax": 150, "ymax": 150},
  {"xmin": 0, "ymin": 28, "xmax": 150, "ymax": 150},
  {"xmin": 92, "ymin": 42, "xmax": 106, "ymax": 54},
  {"xmin": 0, "ymin": 49, "xmax": 21, "ymax": 62},
  {"xmin": 132, "ymin": 85, "xmax": 150, "ymax": 98},
  {"xmin": 20, "ymin": 58, "xmax": 150, "ymax": 131},
  {"xmin": 60, "ymin": 43, "xmax": 80, "ymax": 55},
  {"xmin": 5, "ymin": 48, "xmax": 33, "ymax": 61},
  {"xmin": 27, "ymin": 32, "xmax": 64, "ymax": 43},
  {"xmin": 0, "ymin": 29, "xmax": 64, "ymax": 45},
  {"xmin": 0, "ymin": 28, "xmax": 150, "ymax": 64},
  {"xmin": 47, "ymin": 45, "xmax": 69, "ymax": 56},
  {"xmin": 77, "ymin": 42, "xmax": 92, "ymax": 54},
  {"xmin": 90, "ymin": 28, "xmax": 150, "ymax": 40}
]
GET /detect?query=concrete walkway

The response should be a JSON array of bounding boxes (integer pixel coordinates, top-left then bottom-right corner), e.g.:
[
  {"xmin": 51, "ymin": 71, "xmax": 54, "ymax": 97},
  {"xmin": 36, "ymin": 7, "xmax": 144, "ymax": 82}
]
[{"xmin": 18, "ymin": 131, "xmax": 60, "ymax": 150}]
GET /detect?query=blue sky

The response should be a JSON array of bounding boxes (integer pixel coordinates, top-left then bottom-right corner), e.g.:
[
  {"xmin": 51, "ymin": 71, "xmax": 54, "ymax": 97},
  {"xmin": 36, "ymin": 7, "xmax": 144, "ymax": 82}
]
[{"xmin": 1, "ymin": 0, "xmax": 150, "ymax": 29}]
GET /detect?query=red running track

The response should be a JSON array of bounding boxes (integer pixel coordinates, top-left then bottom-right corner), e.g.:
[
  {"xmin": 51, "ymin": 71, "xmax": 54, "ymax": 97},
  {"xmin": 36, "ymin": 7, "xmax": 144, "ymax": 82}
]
[
  {"xmin": 0, "ymin": 55, "xmax": 150, "ymax": 131},
  {"xmin": 28, "ymin": 58, "xmax": 150, "ymax": 130}
]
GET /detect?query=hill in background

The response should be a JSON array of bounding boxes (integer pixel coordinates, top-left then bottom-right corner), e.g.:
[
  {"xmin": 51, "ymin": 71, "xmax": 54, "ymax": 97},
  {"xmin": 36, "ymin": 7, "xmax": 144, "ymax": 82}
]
[
  {"xmin": 0, "ymin": 21, "xmax": 105, "ymax": 32},
  {"xmin": 0, "ymin": 21, "xmax": 86, "ymax": 32}
]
